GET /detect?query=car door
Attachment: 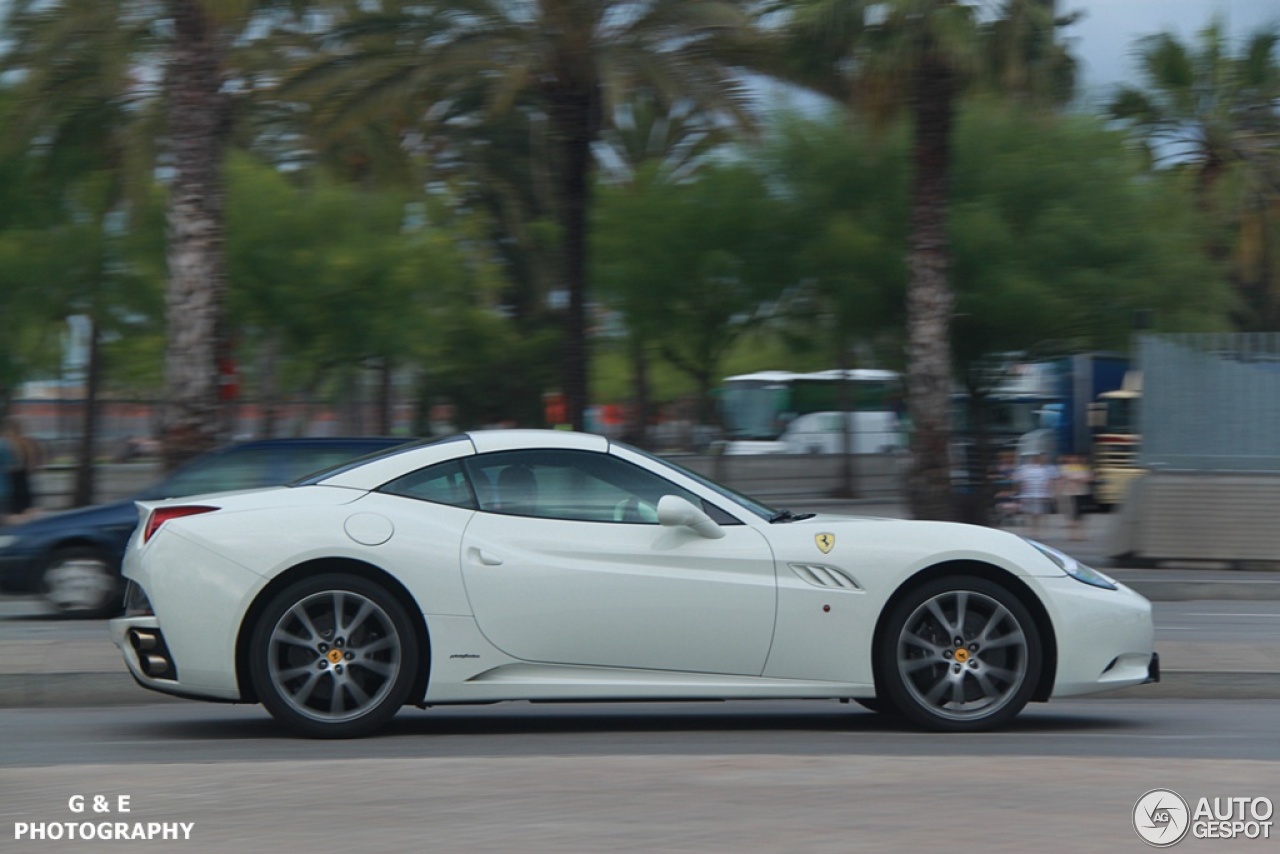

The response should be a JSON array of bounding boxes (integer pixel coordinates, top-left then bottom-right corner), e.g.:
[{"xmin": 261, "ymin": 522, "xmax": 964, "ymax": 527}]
[{"xmin": 459, "ymin": 449, "xmax": 777, "ymax": 676}]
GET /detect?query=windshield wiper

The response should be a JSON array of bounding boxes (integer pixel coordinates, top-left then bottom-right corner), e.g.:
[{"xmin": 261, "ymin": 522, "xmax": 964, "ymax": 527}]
[{"xmin": 769, "ymin": 508, "xmax": 816, "ymax": 523}]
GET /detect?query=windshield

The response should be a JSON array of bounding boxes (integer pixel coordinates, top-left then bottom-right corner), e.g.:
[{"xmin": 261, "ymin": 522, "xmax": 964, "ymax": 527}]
[
  {"xmin": 1104, "ymin": 398, "xmax": 1138, "ymax": 433},
  {"xmin": 615, "ymin": 442, "xmax": 778, "ymax": 521}
]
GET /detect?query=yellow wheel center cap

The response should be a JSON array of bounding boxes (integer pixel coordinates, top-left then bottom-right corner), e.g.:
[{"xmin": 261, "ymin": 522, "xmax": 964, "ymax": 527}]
[
  {"xmin": 327, "ymin": 649, "xmax": 344, "ymax": 664},
  {"xmin": 954, "ymin": 648, "xmax": 970, "ymax": 663}
]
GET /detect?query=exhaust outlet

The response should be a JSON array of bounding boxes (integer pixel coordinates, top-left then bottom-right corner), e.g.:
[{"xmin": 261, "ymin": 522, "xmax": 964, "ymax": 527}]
[
  {"xmin": 129, "ymin": 629, "xmax": 158, "ymax": 653},
  {"xmin": 141, "ymin": 654, "xmax": 170, "ymax": 677}
]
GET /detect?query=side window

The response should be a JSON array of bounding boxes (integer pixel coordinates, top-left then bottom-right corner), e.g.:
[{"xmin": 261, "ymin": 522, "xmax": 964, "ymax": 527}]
[
  {"xmin": 380, "ymin": 459, "xmax": 476, "ymax": 509},
  {"xmin": 465, "ymin": 449, "xmax": 737, "ymax": 524}
]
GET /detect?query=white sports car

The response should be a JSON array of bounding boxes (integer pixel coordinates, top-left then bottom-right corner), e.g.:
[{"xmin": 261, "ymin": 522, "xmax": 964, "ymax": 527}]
[{"xmin": 111, "ymin": 430, "xmax": 1157, "ymax": 738}]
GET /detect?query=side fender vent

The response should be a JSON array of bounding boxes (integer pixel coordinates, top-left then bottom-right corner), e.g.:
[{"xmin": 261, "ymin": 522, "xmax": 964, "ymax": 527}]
[{"xmin": 788, "ymin": 563, "xmax": 862, "ymax": 590}]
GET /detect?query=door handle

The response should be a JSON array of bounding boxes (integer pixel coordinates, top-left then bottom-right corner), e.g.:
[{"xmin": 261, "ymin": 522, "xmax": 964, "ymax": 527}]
[{"xmin": 471, "ymin": 548, "xmax": 503, "ymax": 566}]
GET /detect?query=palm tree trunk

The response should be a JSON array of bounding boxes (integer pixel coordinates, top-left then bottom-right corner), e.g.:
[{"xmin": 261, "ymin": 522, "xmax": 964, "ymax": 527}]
[
  {"xmin": 160, "ymin": 0, "xmax": 230, "ymax": 470},
  {"xmin": 549, "ymin": 82, "xmax": 597, "ymax": 433},
  {"xmin": 629, "ymin": 335, "xmax": 651, "ymax": 448},
  {"xmin": 905, "ymin": 56, "xmax": 958, "ymax": 521},
  {"xmin": 72, "ymin": 315, "xmax": 101, "ymax": 507}
]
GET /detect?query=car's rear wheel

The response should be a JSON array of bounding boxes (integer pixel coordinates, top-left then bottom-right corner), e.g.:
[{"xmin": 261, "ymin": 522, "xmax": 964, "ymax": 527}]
[
  {"xmin": 878, "ymin": 575, "xmax": 1041, "ymax": 732},
  {"xmin": 249, "ymin": 573, "xmax": 419, "ymax": 738},
  {"xmin": 43, "ymin": 547, "xmax": 120, "ymax": 618}
]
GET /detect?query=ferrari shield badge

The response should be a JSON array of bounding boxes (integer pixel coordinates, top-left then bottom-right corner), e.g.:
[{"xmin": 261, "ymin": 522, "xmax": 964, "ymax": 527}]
[{"xmin": 815, "ymin": 533, "xmax": 835, "ymax": 554}]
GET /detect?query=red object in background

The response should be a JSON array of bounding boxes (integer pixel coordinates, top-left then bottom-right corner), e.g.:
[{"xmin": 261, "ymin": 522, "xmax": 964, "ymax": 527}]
[
  {"xmin": 218, "ymin": 357, "xmax": 239, "ymax": 402},
  {"xmin": 544, "ymin": 392, "xmax": 566, "ymax": 426}
]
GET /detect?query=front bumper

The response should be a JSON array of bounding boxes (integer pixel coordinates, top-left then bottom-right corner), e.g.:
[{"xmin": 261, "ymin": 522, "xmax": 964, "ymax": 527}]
[{"xmin": 1040, "ymin": 575, "xmax": 1158, "ymax": 697}]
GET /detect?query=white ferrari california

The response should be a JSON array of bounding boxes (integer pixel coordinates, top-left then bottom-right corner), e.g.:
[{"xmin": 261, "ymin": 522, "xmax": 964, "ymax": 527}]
[{"xmin": 111, "ymin": 430, "xmax": 1157, "ymax": 738}]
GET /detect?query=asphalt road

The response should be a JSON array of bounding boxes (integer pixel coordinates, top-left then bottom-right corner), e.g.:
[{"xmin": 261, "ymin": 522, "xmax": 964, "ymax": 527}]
[{"xmin": 3, "ymin": 699, "xmax": 1279, "ymax": 853}]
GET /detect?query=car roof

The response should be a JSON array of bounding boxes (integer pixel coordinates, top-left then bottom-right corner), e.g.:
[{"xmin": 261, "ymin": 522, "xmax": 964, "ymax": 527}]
[{"xmin": 313, "ymin": 430, "xmax": 609, "ymax": 490}]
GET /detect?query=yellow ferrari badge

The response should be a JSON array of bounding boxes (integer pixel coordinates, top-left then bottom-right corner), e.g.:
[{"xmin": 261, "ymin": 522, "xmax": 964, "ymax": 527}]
[{"xmin": 815, "ymin": 533, "xmax": 835, "ymax": 554}]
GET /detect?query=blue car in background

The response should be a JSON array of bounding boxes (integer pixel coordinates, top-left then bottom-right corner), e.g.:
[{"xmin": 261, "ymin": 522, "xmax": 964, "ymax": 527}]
[{"xmin": 0, "ymin": 437, "xmax": 409, "ymax": 617}]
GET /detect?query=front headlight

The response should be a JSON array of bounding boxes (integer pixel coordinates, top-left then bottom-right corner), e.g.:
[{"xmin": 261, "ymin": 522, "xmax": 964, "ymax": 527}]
[
  {"xmin": 1027, "ymin": 539, "xmax": 1118, "ymax": 590},
  {"xmin": 0, "ymin": 535, "xmax": 18, "ymax": 550}
]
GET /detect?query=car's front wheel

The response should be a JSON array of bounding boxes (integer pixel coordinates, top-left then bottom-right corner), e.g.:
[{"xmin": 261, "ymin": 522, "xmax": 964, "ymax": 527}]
[
  {"xmin": 878, "ymin": 575, "xmax": 1041, "ymax": 732},
  {"xmin": 249, "ymin": 573, "xmax": 419, "ymax": 738}
]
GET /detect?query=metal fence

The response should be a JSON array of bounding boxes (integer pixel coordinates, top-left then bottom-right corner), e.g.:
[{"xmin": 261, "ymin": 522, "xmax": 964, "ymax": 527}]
[{"xmin": 1141, "ymin": 333, "xmax": 1280, "ymax": 472}]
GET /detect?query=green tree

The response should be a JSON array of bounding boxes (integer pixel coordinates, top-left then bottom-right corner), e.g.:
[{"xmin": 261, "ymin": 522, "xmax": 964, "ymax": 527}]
[
  {"xmin": 594, "ymin": 162, "xmax": 795, "ymax": 429},
  {"xmin": 1109, "ymin": 20, "xmax": 1280, "ymax": 329},
  {"xmin": 284, "ymin": 0, "xmax": 763, "ymax": 432}
]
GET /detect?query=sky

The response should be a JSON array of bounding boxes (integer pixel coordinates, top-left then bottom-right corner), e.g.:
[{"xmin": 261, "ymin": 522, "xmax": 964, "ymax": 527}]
[{"xmin": 1065, "ymin": 0, "xmax": 1279, "ymax": 99}]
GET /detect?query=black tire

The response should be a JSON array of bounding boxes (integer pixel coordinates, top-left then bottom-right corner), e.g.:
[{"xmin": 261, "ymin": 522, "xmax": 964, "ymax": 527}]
[
  {"xmin": 878, "ymin": 575, "xmax": 1041, "ymax": 733},
  {"xmin": 249, "ymin": 573, "xmax": 419, "ymax": 738},
  {"xmin": 43, "ymin": 547, "xmax": 121, "ymax": 618}
]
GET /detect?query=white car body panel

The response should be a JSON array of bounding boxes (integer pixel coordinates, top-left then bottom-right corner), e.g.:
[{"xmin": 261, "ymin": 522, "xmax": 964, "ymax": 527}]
[
  {"xmin": 460, "ymin": 512, "xmax": 776, "ymax": 675},
  {"xmin": 111, "ymin": 429, "xmax": 1156, "ymax": 730}
]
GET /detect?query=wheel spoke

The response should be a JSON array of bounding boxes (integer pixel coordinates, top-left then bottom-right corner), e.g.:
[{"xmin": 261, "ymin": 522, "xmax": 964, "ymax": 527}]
[
  {"xmin": 329, "ymin": 682, "xmax": 346, "ymax": 715},
  {"xmin": 923, "ymin": 674, "xmax": 952, "ymax": 706},
  {"xmin": 925, "ymin": 599, "xmax": 954, "ymax": 635},
  {"xmin": 274, "ymin": 630, "xmax": 316, "ymax": 650},
  {"xmin": 344, "ymin": 679, "xmax": 371, "ymax": 708},
  {"xmin": 902, "ymin": 631, "xmax": 947, "ymax": 657},
  {"xmin": 983, "ymin": 664, "xmax": 1018, "ymax": 685},
  {"xmin": 356, "ymin": 636, "xmax": 397, "ymax": 656},
  {"xmin": 276, "ymin": 664, "xmax": 318, "ymax": 683},
  {"xmin": 287, "ymin": 604, "xmax": 323, "ymax": 644},
  {"xmin": 981, "ymin": 630, "xmax": 1026, "ymax": 651},
  {"xmin": 291, "ymin": 671, "xmax": 322, "ymax": 706},
  {"xmin": 354, "ymin": 658, "xmax": 394, "ymax": 678},
  {"xmin": 903, "ymin": 656, "xmax": 943, "ymax": 675},
  {"xmin": 978, "ymin": 605, "xmax": 1012, "ymax": 644},
  {"xmin": 341, "ymin": 600, "xmax": 375, "ymax": 636},
  {"xmin": 953, "ymin": 592, "xmax": 969, "ymax": 638}
]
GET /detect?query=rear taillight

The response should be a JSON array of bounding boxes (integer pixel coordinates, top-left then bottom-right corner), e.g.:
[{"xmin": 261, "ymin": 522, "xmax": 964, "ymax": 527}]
[{"xmin": 143, "ymin": 505, "xmax": 219, "ymax": 543}]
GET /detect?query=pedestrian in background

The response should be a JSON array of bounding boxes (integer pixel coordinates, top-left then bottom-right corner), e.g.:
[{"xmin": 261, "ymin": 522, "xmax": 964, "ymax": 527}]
[
  {"xmin": 1058, "ymin": 454, "xmax": 1092, "ymax": 541},
  {"xmin": 4, "ymin": 417, "xmax": 41, "ymax": 516},
  {"xmin": 0, "ymin": 424, "xmax": 13, "ymax": 521},
  {"xmin": 1014, "ymin": 452, "xmax": 1059, "ymax": 537}
]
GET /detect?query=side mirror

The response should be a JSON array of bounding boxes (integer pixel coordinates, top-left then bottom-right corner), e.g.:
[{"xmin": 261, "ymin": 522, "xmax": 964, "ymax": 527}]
[{"xmin": 657, "ymin": 495, "xmax": 724, "ymax": 539}]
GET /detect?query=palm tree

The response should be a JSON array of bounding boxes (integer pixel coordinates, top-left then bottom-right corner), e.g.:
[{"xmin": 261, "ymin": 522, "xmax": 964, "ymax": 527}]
[
  {"xmin": 778, "ymin": 0, "xmax": 1076, "ymax": 520},
  {"xmin": 6, "ymin": 0, "xmax": 313, "ymax": 467},
  {"xmin": 782, "ymin": 0, "xmax": 982, "ymax": 520},
  {"xmin": 1110, "ymin": 20, "xmax": 1280, "ymax": 329},
  {"xmin": 282, "ymin": 0, "xmax": 762, "ymax": 431},
  {"xmin": 1, "ymin": 0, "xmax": 159, "ymax": 501}
]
